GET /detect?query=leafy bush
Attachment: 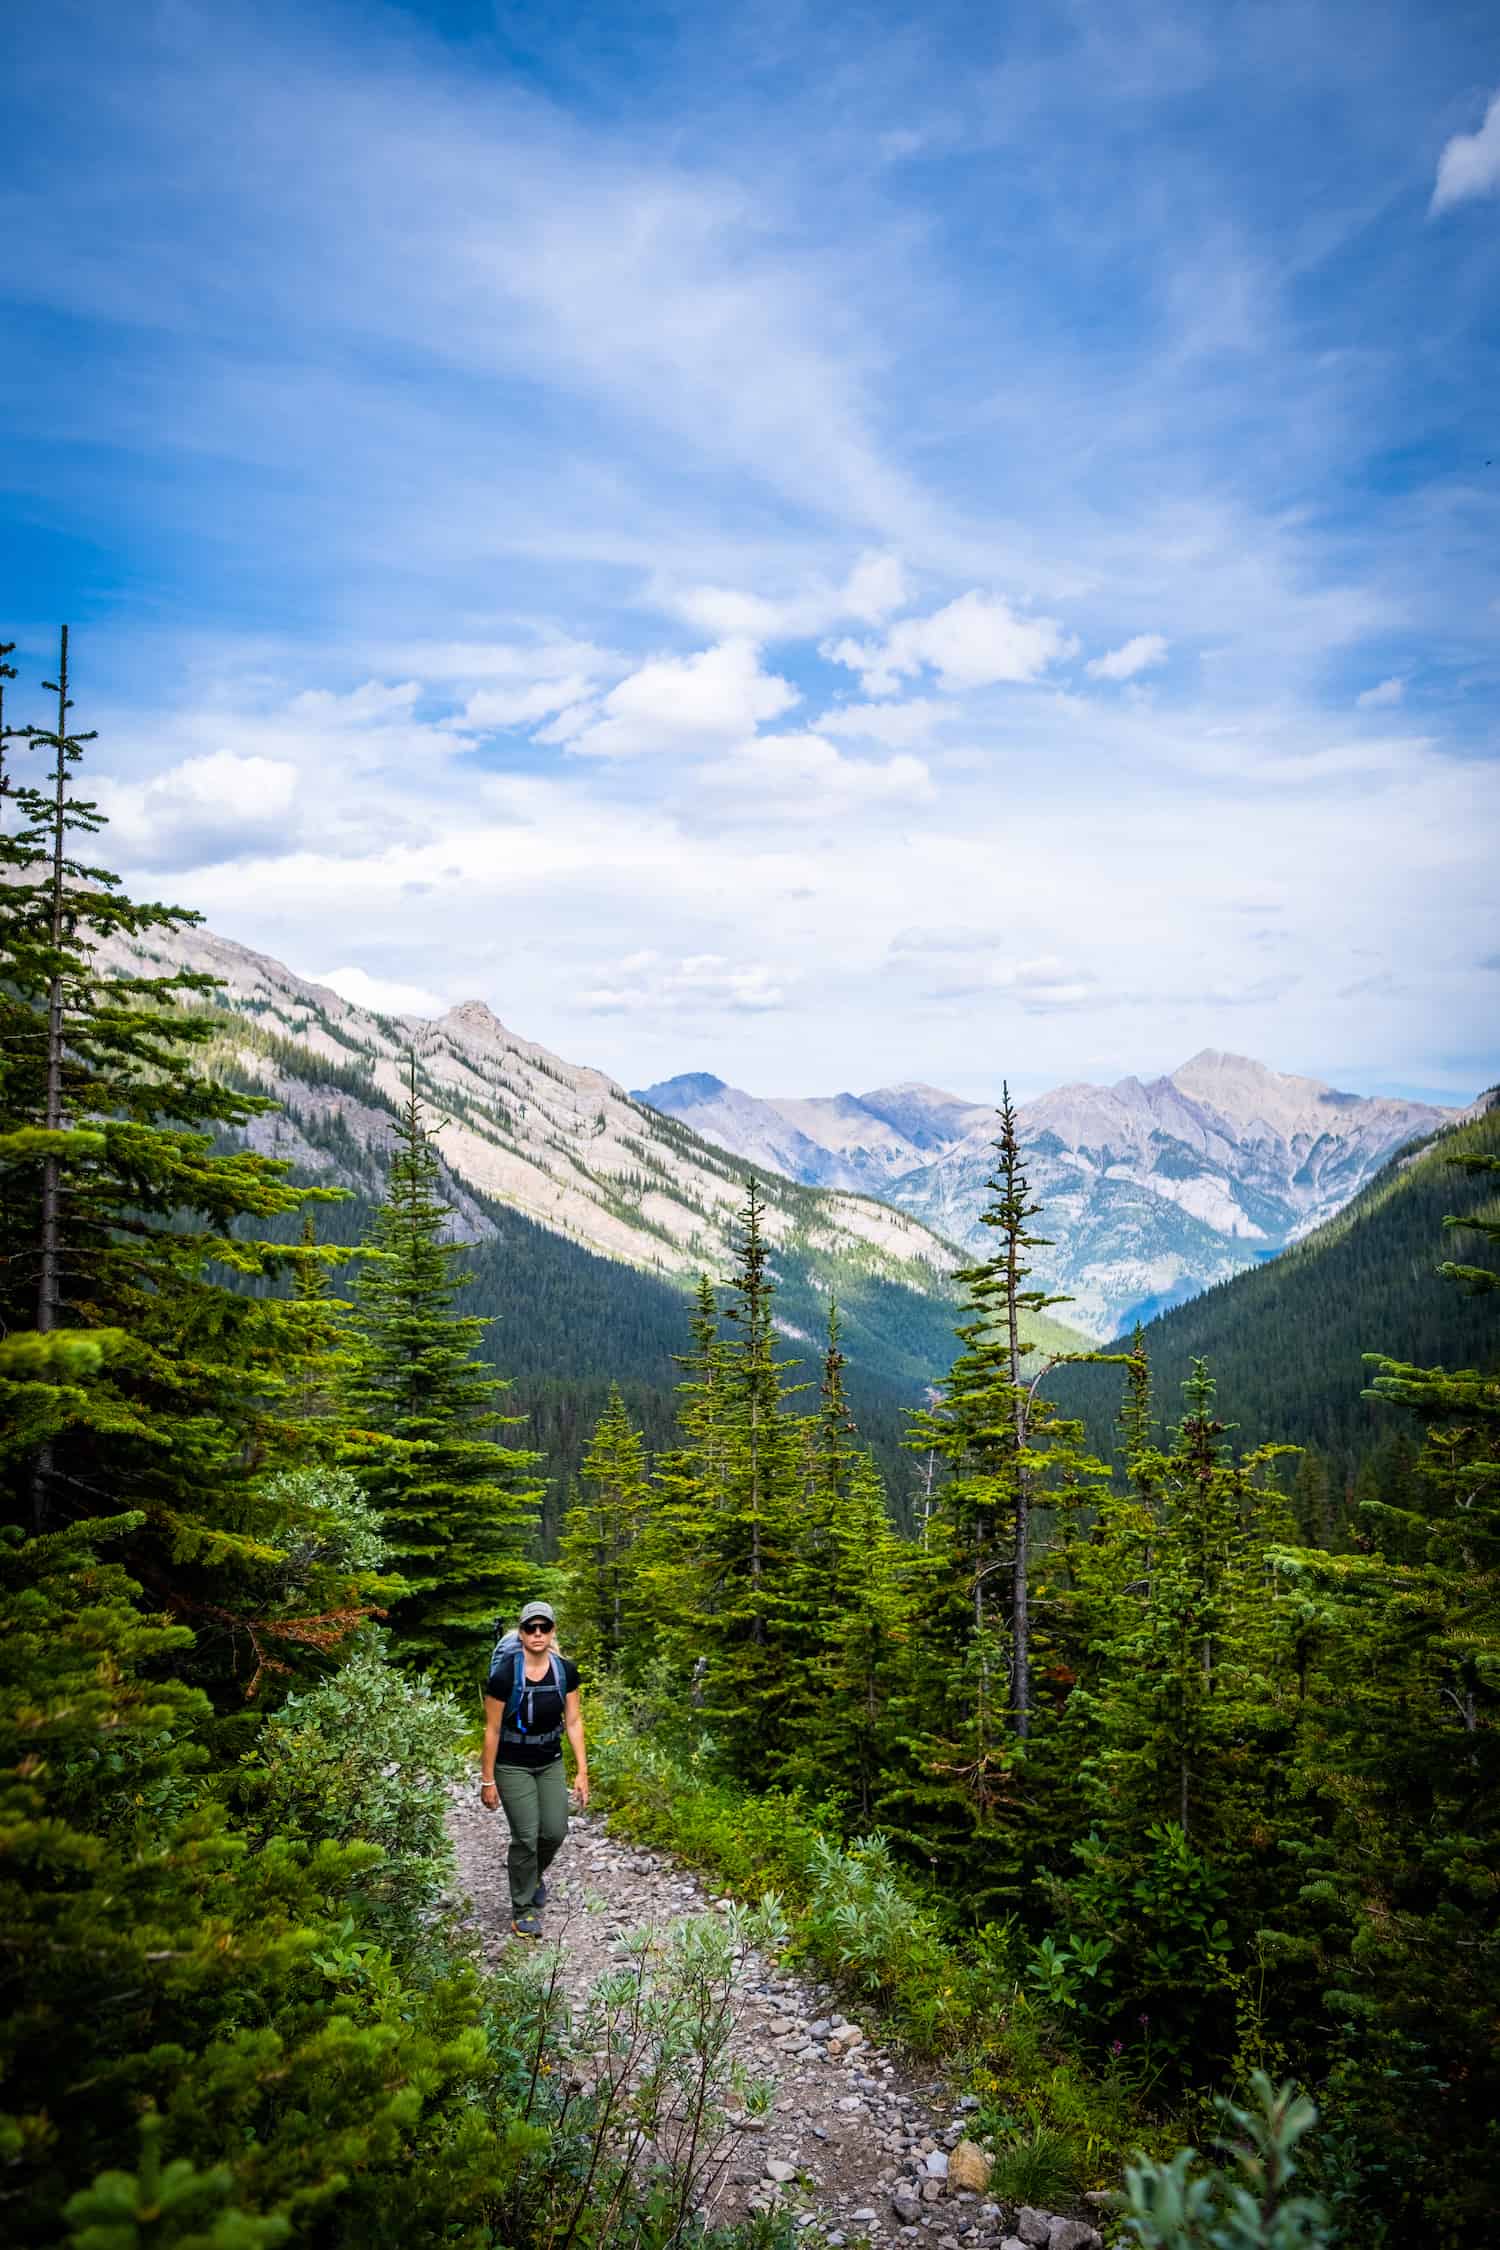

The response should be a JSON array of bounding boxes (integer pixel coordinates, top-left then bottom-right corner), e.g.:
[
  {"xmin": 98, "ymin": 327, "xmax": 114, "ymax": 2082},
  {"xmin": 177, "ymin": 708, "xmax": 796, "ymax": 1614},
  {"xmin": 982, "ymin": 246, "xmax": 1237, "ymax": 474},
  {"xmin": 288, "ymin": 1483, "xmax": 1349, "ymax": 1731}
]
[
  {"xmin": 254, "ymin": 1465, "xmax": 388, "ymax": 1579},
  {"xmin": 1119, "ymin": 2073, "xmax": 1332, "ymax": 2250},
  {"xmin": 493, "ymin": 1899, "xmax": 791, "ymax": 2248},
  {"xmin": 803, "ymin": 1831, "xmax": 971, "ymax": 2042},
  {"xmin": 247, "ymin": 1635, "xmax": 468, "ymax": 1956}
]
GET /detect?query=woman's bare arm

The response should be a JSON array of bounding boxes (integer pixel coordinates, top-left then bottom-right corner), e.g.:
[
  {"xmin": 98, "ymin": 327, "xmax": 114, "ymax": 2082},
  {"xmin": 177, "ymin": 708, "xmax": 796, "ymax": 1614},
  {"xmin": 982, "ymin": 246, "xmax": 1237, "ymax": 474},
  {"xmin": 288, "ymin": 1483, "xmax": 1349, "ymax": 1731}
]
[
  {"xmin": 564, "ymin": 1688, "xmax": 589, "ymax": 1806},
  {"xmin": 480, "ymin": 1694, "xmax": 503, "ymax": 1801}
]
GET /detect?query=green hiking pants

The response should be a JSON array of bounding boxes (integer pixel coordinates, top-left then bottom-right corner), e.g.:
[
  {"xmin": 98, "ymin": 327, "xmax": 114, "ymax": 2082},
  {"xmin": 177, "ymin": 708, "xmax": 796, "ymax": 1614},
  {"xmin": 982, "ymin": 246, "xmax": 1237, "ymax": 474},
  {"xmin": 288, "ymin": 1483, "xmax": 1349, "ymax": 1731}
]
[{"xmin": 495, "ymin": 1758, "xmax": 570, "ymax": 1913}]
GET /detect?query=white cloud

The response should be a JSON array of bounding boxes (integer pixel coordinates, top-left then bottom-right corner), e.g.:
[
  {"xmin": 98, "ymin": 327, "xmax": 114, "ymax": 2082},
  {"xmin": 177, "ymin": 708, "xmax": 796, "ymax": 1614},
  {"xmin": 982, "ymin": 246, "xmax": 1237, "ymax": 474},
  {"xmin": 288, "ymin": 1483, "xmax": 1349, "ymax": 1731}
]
[
  {"xmin": 666, "ymin": 552, "xmax": 908, "ymax": 641},
  {"xmin": 581, "ymin": 952, "xmax": 788, "ymax": 1014},
  {"xmin": 561, "ymin": 638, "xmax": 799, "ymax": 758},
  {"xmin": 931, "ymin": 955, "xmax": 1100, "ymax": 1011},
  {"xmin": 888, "ymin": 925, "xmax": 1003, "ymax": 957},
  {"xmin": 700, "ymin": 730, "xmax": 934, "ymax": 814},
  {"xmin": 1087, "ymin": 633, "xmax": 1170, "ymax": 682},
  {"xmin": 386, "ymin": 638, "xmax": 616, "ymax": 685},
  {"xmin": 1431, "ymin": 90, "xmax": 1500, "ymax": 214},
  {"xmin": 458, "ymin": 674, "xmax": 598, "ymax": 728},
  {"xmin": 96, "ymin": 752, "xmax": 299, "ymax": 870},
  {"xmin": 288, "ymin": 680, "xmax": 425, "ymax": 730},
  {"xmin": 816, "ymin": 698, "xmax": 943, "ymax": 747},
  {"xmin": 1356, "ymin": 675, "xmax": 1405, "ymax": 709},
  {"xmin": 823, "ymin": 591, "xmax": 1075, "ymax": 696},
  {"xmin": 309, "ymin": 964, "xmax": 448, "ymax": 1016}
]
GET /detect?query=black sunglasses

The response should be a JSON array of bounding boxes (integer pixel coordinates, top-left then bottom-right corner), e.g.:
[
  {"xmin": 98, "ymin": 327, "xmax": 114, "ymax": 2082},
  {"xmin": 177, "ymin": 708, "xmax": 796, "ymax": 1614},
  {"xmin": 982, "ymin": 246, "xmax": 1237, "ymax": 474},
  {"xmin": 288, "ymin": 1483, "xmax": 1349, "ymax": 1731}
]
[{"xmin": 520, "ymin": 1618, "xmax": 553, "ymax": 1632}]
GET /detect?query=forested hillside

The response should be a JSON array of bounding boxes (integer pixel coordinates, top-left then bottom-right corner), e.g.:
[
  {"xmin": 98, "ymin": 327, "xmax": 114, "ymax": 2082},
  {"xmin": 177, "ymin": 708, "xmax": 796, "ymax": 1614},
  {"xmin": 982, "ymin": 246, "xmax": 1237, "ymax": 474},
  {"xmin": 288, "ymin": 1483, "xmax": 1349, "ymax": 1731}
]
[
  {"xmin": 223, "ymin": 1075, "xmax": 988, "ymax": 1535},
  {"xmin": 1050, "ymin": 1102, "xmax": 1500, "ymax": 1498},
  {"xmin": 4, "ymin": 635, "xmax": 1495, "ymax": 2250}
]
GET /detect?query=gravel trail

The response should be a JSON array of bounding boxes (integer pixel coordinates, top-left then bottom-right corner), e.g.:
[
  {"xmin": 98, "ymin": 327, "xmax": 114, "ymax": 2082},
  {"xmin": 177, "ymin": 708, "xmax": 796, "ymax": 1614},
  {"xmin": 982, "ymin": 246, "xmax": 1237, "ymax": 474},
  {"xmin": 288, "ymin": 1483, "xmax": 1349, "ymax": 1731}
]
[{"xmin": 448, "ymin": 1798, "xmax": 1094, "ymax": 2250}]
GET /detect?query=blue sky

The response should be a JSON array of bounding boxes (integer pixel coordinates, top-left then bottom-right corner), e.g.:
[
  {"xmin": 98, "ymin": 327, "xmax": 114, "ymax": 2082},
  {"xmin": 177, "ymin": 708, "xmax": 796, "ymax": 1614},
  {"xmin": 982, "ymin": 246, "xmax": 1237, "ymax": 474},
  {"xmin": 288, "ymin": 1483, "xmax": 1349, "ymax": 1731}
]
[{"xmin": 3, "ymin": 0, "xmax": 1498, "ymax": 1105}]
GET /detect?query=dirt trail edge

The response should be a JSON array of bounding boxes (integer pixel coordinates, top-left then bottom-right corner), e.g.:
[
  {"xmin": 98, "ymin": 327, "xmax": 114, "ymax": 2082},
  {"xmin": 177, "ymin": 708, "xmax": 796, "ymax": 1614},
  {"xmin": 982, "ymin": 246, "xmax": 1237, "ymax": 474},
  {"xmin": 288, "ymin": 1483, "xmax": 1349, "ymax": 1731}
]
[{"xmin": 449, "ymin": 1801, "xmax": 1100, "ymax": 2250}]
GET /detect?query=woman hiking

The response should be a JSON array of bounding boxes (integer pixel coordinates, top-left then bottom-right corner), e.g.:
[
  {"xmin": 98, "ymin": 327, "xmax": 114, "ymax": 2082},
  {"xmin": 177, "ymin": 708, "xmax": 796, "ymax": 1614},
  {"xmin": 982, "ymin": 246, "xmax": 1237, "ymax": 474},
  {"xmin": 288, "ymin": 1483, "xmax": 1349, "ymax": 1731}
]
[{"xmin": 479, "ymin": 1600, "xmax": 589, "ymax": 1938}]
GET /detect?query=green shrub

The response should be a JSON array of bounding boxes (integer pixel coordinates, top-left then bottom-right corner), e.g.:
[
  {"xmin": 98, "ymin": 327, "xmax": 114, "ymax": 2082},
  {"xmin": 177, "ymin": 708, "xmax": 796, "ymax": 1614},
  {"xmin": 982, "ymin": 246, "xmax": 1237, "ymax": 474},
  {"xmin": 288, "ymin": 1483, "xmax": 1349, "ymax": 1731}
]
[
  {"xmin": 246, "ymin": 1634, "xmax": 468, "ymax": 1958},
  {"xmin": 1119, "ymin": 2072, "xmax": 1332, "ymax": 2250},
  {"xmin": 253, "ymin": 1465, "xmax": 388, "ymax": 1580}
]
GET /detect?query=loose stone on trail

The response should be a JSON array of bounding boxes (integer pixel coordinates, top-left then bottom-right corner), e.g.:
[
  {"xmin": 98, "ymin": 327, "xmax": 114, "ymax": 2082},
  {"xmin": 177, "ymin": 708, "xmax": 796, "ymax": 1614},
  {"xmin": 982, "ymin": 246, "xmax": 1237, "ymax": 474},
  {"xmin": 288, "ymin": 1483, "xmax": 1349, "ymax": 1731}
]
[{"xmin": 447, "ymin": 1796, "xmax": 1100, "ymax": 2246}]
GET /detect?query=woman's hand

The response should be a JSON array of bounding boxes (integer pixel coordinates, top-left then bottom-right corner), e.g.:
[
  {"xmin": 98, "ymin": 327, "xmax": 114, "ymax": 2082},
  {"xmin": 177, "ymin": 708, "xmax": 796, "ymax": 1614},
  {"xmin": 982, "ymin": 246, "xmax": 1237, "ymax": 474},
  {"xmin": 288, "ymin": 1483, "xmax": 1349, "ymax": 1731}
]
[
  {"xmin": 480, "ymin": 1780, "xmax": 499, "ymax": 1809},
  {"xmin": 571, "ymin": 1774, "xmax": 590, "ymax": 1809}
]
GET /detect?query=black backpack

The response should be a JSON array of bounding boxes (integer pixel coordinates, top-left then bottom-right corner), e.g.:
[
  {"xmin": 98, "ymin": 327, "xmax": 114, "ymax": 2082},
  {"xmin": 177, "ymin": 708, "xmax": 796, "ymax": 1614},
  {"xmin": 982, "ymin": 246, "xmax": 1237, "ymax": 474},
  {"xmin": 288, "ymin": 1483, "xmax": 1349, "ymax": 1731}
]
[{"xmin": 489, "ymin": 1624, "xmax": 567, "ymax": 1746}]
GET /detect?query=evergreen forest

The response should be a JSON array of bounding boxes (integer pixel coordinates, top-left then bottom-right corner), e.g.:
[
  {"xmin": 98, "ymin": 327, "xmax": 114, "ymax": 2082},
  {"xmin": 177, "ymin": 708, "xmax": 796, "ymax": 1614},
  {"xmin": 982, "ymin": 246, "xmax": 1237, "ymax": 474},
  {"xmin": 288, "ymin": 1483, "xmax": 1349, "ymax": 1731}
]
[{"xmin": 3, "ymin": 635, "xmax": 1496, "ymax": 2249}]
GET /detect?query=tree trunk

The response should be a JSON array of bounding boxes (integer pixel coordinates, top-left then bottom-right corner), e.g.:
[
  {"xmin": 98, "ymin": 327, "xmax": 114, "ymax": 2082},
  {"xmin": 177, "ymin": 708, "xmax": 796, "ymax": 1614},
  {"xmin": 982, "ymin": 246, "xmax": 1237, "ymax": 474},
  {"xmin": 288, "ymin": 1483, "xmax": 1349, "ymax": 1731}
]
[
  {"xmin": 1007, "ymin": 1215, "xmax": 1031, "ymax": 1740},
  {"xmin": 33, "ymin": 629, "xmax": 71, "ymax": 1532}
]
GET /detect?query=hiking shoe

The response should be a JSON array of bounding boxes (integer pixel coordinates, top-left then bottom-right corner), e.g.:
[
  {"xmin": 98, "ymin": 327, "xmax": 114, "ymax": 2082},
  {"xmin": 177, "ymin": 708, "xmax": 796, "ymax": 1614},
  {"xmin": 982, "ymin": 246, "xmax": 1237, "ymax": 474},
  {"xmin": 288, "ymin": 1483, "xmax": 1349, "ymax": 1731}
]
[
  {"xmin": 511, "ymin": 1908, "xmax": 543, "ymax": 1939},
  {"xmin": 532, "ymin": 1880, "xmax": 547, "ymax": 1909}
]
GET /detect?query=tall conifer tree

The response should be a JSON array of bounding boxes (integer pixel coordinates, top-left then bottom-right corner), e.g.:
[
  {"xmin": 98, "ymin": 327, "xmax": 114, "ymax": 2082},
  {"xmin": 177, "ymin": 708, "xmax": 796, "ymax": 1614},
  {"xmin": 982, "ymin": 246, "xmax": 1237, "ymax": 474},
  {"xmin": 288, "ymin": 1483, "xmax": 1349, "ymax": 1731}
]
[
  {"xmin": 559, "ymin": 1382, "xmax": 650, "ymax": 1675},
  {"xmin": 0, "ymin": 630, "xmax": 374, "ymax": 1692},
  {"xmin": 343, "ymin": 1056, "xmax": 541, "ymax": 1674},
  {"xmin": 911, "ymin": 1089, "xmax": 1098, "ymax": 1746}
]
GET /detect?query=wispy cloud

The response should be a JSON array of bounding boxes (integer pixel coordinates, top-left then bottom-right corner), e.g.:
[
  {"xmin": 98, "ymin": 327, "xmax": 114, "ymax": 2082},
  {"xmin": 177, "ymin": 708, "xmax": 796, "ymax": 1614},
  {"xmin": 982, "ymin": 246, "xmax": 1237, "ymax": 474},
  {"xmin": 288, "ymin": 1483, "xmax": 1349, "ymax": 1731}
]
[
  {"xmin": 1, "ymin": 0, "xmax": 1496, "ymax": 1103},
  {"xmin": 1087, "ymin": 634, "xmax": 1170, "ymax": 682},
  {"xmin": 1356, "ymin": 675, "xmax": 1405, "ymax": 709},
  {"xmin": 581, "ymin": 954, "xmax": 789, "ymax": 1015},
  {"xmin": 1431, "ymin": 88, "xmax": 1500, "ymax": 213}
]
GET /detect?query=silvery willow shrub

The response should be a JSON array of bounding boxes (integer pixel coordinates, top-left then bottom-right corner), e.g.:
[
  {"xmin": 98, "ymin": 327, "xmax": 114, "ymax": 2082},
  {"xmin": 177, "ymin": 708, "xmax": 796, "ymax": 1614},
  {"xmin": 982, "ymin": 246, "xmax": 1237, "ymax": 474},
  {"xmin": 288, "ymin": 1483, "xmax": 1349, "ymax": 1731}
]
[
  {"xmin": 1120, "ymin": 2073, "xmax": 1332, "ymax": 2250},
  {"xmin": 494, "ymin": 1899, "xmax": 789, "ymax": 2248},
  {"xmin": 248, "ymin": 1634, "xmax": 468, "ymax": 1956},
  {"xmin": 254, "ymin": 1465, "xmax": 388, "ymax": 1582}
]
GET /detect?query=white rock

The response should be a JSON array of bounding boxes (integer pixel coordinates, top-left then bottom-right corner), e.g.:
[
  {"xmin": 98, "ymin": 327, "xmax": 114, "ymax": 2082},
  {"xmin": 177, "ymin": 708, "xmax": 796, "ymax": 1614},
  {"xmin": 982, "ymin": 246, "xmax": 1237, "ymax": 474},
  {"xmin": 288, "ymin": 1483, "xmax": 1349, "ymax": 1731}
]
[
  {"xmin": 924, "ymin": 2151, "xmax": 949, "ymax": 2179},
  {"xmin": 765, "ymin": 2159, "xmax": 797, "ymax": 2184}
]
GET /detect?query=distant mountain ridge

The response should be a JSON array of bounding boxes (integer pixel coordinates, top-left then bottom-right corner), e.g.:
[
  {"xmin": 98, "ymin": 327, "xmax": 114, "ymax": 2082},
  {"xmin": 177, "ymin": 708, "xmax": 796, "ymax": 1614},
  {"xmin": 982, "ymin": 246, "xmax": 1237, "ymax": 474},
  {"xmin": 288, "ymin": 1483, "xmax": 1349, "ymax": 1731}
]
[
  {"xmin": 635, "ymin": 1055, "xmax": 1456, "ymax": 1338},
  {"xmin": 1049, "ymin": 1091, "xmax": 1500, "ymax": 1481},
  {"xmin": 632, "ymin": 1073, "xmax": 993, "ymax": 1196},
  {"xmin": 97, "ymin": 923, "xmax": 960, "ymax": 1303}
]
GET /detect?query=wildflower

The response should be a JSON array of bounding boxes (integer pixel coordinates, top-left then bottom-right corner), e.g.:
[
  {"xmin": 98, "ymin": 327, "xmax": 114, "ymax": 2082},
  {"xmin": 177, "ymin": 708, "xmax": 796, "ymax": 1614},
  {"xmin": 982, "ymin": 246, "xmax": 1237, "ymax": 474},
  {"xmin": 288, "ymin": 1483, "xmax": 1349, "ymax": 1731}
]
[{"xmin": 1110, "ymin": 2039, "xmax": 1124, "ymax": 2056}]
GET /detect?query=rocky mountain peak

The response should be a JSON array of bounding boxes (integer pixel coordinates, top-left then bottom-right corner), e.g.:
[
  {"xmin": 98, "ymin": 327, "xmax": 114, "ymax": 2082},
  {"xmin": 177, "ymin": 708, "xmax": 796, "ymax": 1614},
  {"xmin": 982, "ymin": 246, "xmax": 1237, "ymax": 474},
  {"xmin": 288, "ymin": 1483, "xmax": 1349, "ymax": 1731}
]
[
  {"xmin": 636, "ymin": 1072, "xmax": 730, "ymax": 1106},
  {"xmin": 439, "ymin": 998, "xmax": 510, "ymax": 1037}
]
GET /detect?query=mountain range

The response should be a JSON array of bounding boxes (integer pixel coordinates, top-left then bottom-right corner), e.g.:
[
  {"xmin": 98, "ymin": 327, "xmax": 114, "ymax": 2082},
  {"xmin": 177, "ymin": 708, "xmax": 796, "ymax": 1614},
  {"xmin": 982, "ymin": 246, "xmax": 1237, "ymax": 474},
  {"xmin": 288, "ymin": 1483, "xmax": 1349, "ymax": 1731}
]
[
  {"xmin": 91, "ymin": 915, "xmax": 1487, "ymax": 1505},
  {"xmin": 104, "ymin": 918, "xmax": 1459, "ymax": 1349},
  {"xmin": 99, "ymin": 920, "xmax": 958, "ymax": 1301},
  {"xmin": 635, "ymin": 1057, "xmax": 1454, "ymax": 1338}
]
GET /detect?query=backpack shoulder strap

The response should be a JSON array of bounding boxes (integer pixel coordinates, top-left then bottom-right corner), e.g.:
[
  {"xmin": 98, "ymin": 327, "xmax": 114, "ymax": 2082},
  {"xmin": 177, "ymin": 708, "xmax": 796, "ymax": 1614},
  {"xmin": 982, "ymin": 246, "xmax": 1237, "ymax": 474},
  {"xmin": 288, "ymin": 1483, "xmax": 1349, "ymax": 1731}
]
[{"xmin": 549, "ymin": 1650, "xmax": 566, "ymax": 1698}]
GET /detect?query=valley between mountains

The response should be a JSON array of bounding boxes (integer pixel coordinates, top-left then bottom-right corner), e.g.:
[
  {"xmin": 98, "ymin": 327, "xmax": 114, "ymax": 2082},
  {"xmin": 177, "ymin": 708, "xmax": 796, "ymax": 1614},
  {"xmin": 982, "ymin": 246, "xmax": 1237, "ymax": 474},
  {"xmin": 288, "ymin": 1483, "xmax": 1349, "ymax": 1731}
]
[
  {"xmin": 109, "ymin": 915, "xmax": 1458, "ymax": 1353},
  {"xmin": 101, "ymin": 915, "xmax": 1482, "ymax": 1505}
]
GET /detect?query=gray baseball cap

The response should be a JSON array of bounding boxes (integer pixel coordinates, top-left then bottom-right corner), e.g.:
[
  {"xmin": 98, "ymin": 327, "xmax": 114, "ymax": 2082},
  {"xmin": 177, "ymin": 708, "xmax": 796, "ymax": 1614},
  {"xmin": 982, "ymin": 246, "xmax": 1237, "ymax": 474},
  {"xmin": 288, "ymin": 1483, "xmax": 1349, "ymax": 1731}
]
[{"xmin": 519, "ymin": 1599, "xmax": 556, "ymax": 1628}]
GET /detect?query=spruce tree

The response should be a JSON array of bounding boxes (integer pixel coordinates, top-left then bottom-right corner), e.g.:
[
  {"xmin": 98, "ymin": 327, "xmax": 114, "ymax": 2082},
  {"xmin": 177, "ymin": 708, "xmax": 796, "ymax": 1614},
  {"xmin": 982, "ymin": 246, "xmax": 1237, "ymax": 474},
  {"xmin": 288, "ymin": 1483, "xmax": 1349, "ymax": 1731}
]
[
  {"xmin": 687, "ymin": 1179, "xmax": 808, "ymax": 1783},
  {"xmin": 343, "ymin": 1055, "xmax": 542, "ymax": 1675},
  {"xmin": 0, "ymin": 630, "xmax": 377, "ymax": 1695},
  {"xmin": 1263, "ymin": 1166, "xmax": 1500, "ymax": 2226},
  {"xmin": 780, "ymin": 1307, "xmax": 908, "ymax": 1815},
  {"xmin": 910, "ymin": 1088, "xmax": 1100, "ymax": 1745},
  {"xmin": 559, "ymin": 1382, "xmax": 650, "ymax": 1675},
  {"xmin": 1045, "ymin": 1358, "xmax": 1297, "ymax": 2069}
]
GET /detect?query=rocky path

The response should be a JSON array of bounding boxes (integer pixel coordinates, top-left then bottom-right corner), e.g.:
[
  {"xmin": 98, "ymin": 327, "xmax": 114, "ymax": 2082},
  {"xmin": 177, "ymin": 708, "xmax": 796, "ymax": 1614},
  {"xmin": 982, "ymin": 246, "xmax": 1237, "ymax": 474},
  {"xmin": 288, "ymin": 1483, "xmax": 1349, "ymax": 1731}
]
[{"xmin": 448, "ymin": 1799, "xmax": 1103, "ymax": 2250}]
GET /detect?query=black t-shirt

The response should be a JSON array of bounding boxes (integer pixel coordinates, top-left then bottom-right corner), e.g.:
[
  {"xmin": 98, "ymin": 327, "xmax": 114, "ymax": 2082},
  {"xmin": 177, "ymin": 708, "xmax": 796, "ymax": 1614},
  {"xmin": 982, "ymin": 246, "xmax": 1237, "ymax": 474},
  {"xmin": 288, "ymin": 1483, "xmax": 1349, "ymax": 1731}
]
[{"xmin": 488, "ymin": 1653, "xmax": 581, "ymax": 1769}]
